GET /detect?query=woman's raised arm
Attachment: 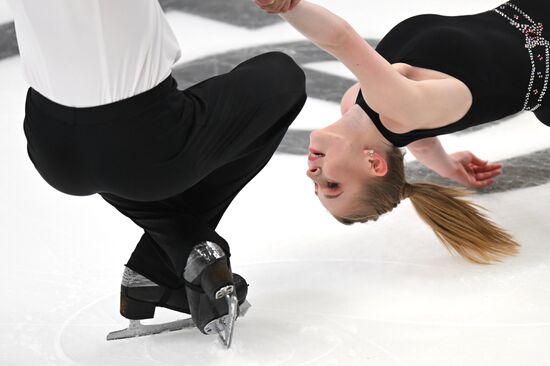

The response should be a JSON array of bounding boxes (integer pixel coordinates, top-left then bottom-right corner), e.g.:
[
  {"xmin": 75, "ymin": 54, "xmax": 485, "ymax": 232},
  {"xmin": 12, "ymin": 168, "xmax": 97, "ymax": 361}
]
[
  {"xmin": 257, "ymin": 0, "xmax": 471, "ymax": 128},
  {"xmin": 274, "ymin": 1, "xmax": 412, "ymax": 118}
]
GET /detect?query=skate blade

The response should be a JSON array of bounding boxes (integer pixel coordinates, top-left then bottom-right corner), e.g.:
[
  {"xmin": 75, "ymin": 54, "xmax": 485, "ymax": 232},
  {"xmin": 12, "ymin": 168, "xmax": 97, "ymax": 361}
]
[
  {"xmin": 239, "ymin": 300, "xmax": 252, "ymax": 317},
  {"xmin": 106, "ymin": 318, "xmax": 195, "ymax": 341},
  {"xmin": 106, "ymin": 301, "xmax": 251, "ymax": 342},
  {"xmin": 217, "ymin": 293, "xmax": 239, "ymax": 348}
]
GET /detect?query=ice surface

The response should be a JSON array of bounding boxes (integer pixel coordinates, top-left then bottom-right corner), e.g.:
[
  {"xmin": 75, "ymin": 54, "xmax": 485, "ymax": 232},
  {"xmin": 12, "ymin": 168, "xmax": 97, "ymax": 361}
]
[
  {"xmin": 0, "ymin": 0, "xmax": 12, "ymax": 24},
  {"xmin": 1, "ymin": 1, "xmax": 550, "ymax": 365}
]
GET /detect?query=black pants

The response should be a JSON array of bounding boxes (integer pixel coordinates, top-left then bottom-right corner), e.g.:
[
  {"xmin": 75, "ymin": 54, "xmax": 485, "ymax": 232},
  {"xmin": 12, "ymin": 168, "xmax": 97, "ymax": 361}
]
[{"xmin": 23, "ymin": 52, "xmax": 307, "ymax": 288}]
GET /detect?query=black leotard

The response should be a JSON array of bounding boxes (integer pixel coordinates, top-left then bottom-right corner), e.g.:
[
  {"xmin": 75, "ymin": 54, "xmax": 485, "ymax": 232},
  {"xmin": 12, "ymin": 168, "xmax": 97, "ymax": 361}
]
[{"xmin": 356, "ymin": 0, "xmax": 550, "ymax": 147}]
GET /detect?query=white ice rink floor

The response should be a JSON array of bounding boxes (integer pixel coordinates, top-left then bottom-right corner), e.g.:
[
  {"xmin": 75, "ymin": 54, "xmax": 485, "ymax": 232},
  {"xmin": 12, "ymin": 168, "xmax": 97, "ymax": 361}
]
[{"xmin": 1, "ymin": 1, "xmax": 550, "ymax": 365}]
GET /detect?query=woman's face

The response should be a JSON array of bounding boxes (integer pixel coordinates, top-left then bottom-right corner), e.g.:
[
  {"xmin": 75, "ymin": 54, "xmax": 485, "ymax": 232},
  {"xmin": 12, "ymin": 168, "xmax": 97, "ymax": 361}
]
[{"xmin": 306, "ymin": 108, "xmax": 385, "ymax": 218}]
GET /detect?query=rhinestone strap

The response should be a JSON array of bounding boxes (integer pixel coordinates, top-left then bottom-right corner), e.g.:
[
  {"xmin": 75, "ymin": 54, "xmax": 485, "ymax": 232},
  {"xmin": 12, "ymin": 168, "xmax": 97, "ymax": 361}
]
[{"xmin": 493, "ymin": 2, "xmax": 550, "ymax": 111}]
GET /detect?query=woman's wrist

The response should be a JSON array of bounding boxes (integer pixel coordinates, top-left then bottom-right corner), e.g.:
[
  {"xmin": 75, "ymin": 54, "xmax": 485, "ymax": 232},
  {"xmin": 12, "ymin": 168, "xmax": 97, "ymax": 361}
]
[{"xmin": 439, "ymin": 157, "xmax": 460, "ymax": 179}]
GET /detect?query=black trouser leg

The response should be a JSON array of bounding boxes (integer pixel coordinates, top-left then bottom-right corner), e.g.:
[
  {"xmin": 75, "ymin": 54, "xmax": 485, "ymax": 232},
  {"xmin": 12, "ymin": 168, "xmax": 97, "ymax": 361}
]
[
  {"xmin": 101, "ymin": 59, "xmax": 306, "ymax": 288},
  {"xmin": 168, "ymin": 91, "xmax": 306, "ymax": 229},
  {"xmin": 23, "ymin": 51, "xmax": 306, "ymax": 291},
  {"xmin": 100, "ymin": 192, "xmax": 229, "ymax": 289}
]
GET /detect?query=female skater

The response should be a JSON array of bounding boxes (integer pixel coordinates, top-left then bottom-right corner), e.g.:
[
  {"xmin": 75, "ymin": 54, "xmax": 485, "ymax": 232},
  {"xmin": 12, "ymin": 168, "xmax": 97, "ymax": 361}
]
[
  {"xmin": 257, "ymin": 0, "xmax": 550, "ymax": 264},
  {"xmin": 9, "ymin": 0, "xmax": 306, "ymax": 343}
]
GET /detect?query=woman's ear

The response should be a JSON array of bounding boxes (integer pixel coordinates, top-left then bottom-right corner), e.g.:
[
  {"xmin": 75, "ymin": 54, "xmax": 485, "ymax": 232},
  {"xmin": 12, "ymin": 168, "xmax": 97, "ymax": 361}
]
[{"xmin": 364, "ymin": 149, "xmax": 388, "ymax": 176}]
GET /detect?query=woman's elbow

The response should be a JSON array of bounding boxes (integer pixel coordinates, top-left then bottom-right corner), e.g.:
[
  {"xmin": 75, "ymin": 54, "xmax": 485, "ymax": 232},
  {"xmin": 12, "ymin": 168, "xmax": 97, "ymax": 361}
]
[{"xmin": 321, "ymin": 19, "xmax": 354, "ymax": 50}]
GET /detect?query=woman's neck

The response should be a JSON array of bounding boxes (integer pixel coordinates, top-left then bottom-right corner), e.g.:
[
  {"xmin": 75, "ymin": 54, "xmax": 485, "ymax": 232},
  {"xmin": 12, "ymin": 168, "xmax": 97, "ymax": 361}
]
[{"xmin": 349, "ymin": 104, "xmax": 394, "ymax": 151}]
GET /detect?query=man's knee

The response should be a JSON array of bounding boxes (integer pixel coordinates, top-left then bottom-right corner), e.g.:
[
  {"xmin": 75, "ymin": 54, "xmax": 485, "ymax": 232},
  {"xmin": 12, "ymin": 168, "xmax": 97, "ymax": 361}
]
[
  {"xmin": 246, "ymin": 51, "xmax": 306, "ymax": 96},
  {"xmin": 267, "ymin": 52, "xmax": 305, "ymax": 93}
]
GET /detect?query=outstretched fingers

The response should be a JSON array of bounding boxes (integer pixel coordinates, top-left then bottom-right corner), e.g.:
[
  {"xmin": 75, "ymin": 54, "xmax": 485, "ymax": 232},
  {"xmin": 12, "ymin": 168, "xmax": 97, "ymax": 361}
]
[
  {"xmin": 474, "ymin": 169, "xmax": 502, "ymax": 180},
  {"xmin": 468, "ymin": 153, "xmax": 489, "ymax": 166},
  {"xmin": 471, "ymin": 163, "xmax": 502, "ymax": 179},
  {"xmin": 448, "ymin": 151, "xmax": 503, "ymax": 189},
  {"xmin": 470, "ymin": 177, "xmax": 496, "ymax": 188},
  {"xmin": 470, "ymin": 166, "xmax": 503, "ymax": 188}
]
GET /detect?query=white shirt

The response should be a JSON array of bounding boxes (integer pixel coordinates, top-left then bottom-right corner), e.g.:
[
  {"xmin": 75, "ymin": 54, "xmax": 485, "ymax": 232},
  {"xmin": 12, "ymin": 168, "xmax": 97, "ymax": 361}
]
[{"xmin": 8, "ymin": 0, "xmax": 182, "ymax": 107}]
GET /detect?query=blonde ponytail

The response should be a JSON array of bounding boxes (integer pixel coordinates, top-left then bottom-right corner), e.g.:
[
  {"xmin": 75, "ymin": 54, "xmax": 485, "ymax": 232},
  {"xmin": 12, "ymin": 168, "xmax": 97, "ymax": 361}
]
[
  {"xmin": 403, "ymin": 182, "xmax": 519, "ymax": 264},
  {"xmin": 333, "ymin": 146, "xmax": 519, "ymax": 264}
]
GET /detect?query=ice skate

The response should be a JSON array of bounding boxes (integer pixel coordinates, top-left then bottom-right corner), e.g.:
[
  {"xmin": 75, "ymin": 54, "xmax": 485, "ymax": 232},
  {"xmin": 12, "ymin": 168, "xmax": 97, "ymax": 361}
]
[
  {"xmin": 107, "ymin": 262, "xmax": 250, "ymax": 342},
  {"xmin": 183, "ymin": 241, "xmax": 246, "ymax": 348}
]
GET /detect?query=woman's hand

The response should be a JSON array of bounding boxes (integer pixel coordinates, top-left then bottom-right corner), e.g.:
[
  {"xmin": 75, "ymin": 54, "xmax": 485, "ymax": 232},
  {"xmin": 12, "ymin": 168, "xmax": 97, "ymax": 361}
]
[
  {"xmin": 444, "ymin": 151, "xmax": 502, "ymax": 189},
  {"xmin": 255, "ymin": 0, "xmax": 302, "ymax": 14}
]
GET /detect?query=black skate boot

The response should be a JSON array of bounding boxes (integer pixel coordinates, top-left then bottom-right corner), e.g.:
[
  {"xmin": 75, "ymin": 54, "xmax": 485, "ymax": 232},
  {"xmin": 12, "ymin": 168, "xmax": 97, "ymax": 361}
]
[
  {"xmin": 107, "ymin": 265, "xmax": 249, "ymax": 341},
  {"xmin": 119, "ymin": 267, "xmax": 189, "ymax": 320},
  {"xmin": 184, "ymin": 241, "xmax": 247, "ymax": 348},
  {"xmin": 120, "ymin": 266, "xmax": 249, "ymax": 320}
]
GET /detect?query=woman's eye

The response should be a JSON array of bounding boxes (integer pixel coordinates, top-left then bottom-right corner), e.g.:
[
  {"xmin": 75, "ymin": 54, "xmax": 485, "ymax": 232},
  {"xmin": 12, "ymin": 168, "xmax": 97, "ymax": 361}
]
[{"xmin": 327, "ymin": 182, "xmax": 340, "ymax": 189}]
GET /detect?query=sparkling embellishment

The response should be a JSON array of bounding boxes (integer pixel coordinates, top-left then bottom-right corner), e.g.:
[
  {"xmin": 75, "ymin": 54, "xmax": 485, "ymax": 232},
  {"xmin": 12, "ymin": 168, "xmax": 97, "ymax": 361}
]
[{"xmin": 494, "ymin": 2, "xmax": 550, "ymax": 111}]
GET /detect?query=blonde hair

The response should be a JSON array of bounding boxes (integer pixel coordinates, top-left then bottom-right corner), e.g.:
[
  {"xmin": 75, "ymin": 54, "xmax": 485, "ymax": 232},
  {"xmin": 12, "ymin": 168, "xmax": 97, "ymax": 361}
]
[{"xmin": 335, "ymin": 147, "xmax": 519, "ymax": 264}]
